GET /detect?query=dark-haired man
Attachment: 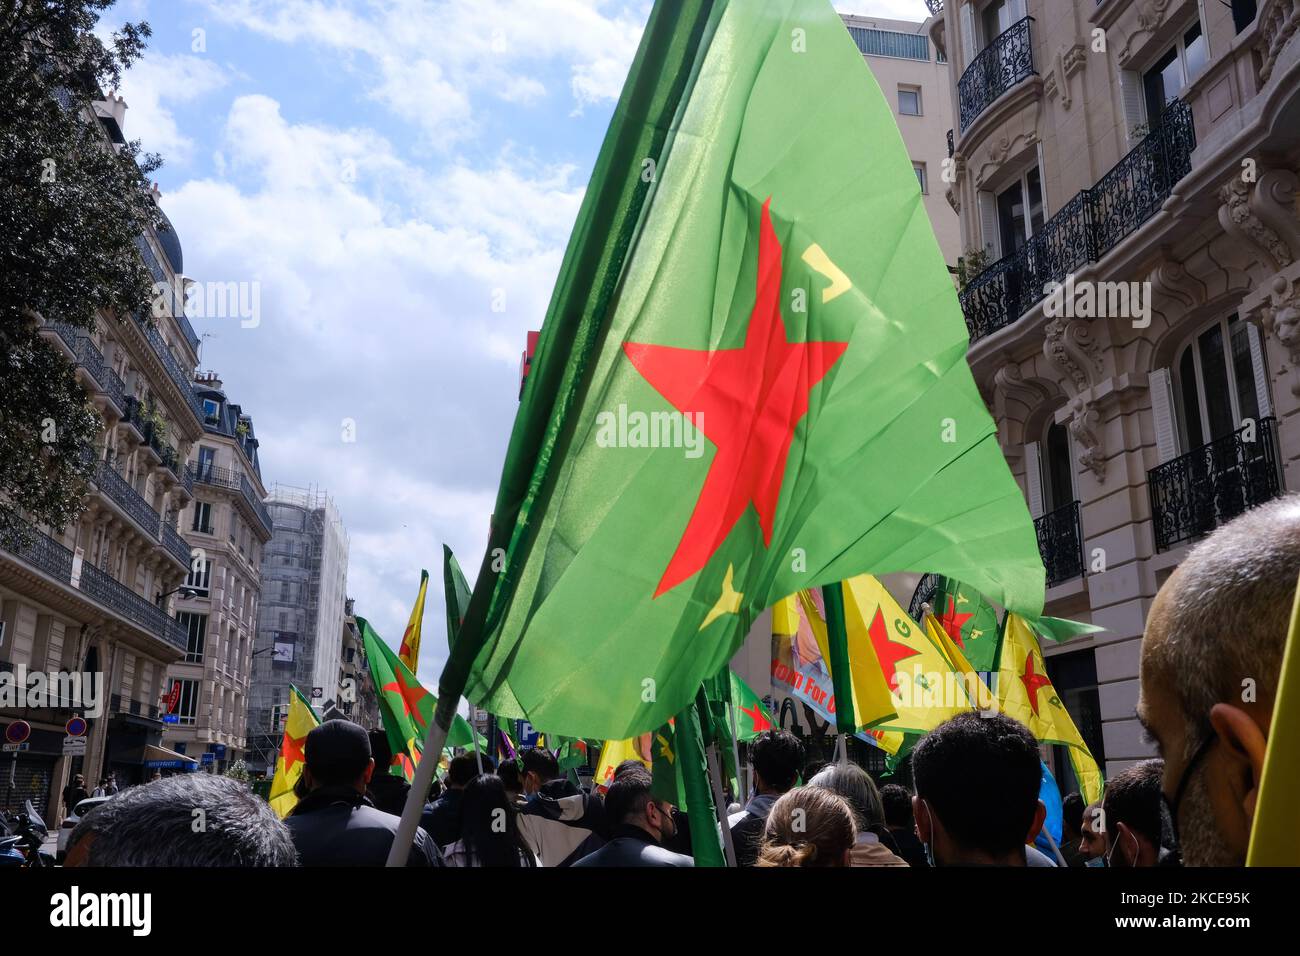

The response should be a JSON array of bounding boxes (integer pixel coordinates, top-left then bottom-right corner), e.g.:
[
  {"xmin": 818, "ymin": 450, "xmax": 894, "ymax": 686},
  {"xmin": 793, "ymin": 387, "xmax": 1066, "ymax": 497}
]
[
  {"xmin": 517, "ymin": 747, "xmax": 606, "ymax": 866},
  {"xmin": 1101, "ymin": 759, "xmax": 1166, "ymax": 867},
  {"xmin": 879, "ymin": 782, "xmax": 928, "ymax": 867},
  {"xmin": 573, "ymin": 769, "xmax": 693, "ymax": 867},
  {"xmin": 729, "ymin": 729, "xmax": 805, "ymax": 867},
  {"xmin": 365, "ymin": 729, "xmax": 411, "ymax": 816},
  {"xmin": 911, "ymin": 712, "xmax": 1046, "ymax": 866},
  {"xmin": 420, "ymin": 753, "xmax": 478, "ymax": 848},
  {"xmin": 285, "ymin": 719, "xmax": 441, "ymax": 866}
]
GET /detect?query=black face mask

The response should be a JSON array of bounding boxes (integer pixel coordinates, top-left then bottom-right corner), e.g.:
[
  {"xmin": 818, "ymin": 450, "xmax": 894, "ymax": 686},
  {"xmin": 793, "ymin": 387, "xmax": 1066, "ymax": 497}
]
[{"xmin": 1157, "ymin": 735, "xmax": 1214, "ymax": 868}]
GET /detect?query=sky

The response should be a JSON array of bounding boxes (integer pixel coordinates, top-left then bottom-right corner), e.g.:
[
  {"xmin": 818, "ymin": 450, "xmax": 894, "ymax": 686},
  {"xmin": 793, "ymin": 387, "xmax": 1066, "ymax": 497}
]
[{"xmin": 99, "ymin": 0, "xmax": 925, "ymax": 689}]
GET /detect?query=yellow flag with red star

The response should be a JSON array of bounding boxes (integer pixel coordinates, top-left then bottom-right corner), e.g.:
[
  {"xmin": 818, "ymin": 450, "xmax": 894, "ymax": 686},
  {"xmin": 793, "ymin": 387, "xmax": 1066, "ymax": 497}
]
[
  {"xmin": 268, "ymin": 685, "xmax": 320, "ymax": 819},
  {"xmin": 593, "ymin": 735, "xmax": 652, "ymax": 791},
  {"xmin": 996, "ymin": 612, "xmax": 1103, "ymax": 803},
  {"xmin": 398, "ymin": 570, "xmax": 429, "ymax": 674}
]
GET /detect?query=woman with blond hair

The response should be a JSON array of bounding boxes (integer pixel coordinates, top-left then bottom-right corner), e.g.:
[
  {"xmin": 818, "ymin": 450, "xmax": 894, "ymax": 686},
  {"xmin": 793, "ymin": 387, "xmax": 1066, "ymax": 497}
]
[{"xmin": 755, "ymin": 787, "xmax": 856, "ymax": 867}]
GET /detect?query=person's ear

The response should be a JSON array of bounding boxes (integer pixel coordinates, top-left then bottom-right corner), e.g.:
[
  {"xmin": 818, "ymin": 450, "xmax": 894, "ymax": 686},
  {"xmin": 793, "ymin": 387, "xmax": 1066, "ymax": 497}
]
[
  {"xmin": 1025, "ymin": 799, "xmax": 1046, "ymax": 845},
  {"xmin": 1209, "ymin": 702, "xmax": 1268, "ymax": 820},
  {"xmin": 362, "ymin": 757, "xmax": 375, "ymax": 785},
  {"xmin": 913, "ymin": 796, "xmax": 931, "ymax": 843}
]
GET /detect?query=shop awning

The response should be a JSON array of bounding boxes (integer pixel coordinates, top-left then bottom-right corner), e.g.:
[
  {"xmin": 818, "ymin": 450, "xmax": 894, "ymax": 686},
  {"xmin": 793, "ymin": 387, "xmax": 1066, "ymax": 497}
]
[{"xmin": 143, "ymin": 744, "xmax": 199, "ymax": 770}]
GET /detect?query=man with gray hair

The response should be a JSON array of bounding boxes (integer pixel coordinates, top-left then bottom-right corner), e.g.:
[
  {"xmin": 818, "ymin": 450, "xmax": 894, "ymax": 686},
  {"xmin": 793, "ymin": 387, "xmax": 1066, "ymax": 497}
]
[
  {"xmin": 1138, "ymin": 494, "xmax": 1300, "ymax": 866},
  {"xmin": 64, "ymin": 773, "xmax": 298, "ymax": 866},
  {"xmin": 808, "ymin": 763, "xmax": 907, "ymax": 866}
]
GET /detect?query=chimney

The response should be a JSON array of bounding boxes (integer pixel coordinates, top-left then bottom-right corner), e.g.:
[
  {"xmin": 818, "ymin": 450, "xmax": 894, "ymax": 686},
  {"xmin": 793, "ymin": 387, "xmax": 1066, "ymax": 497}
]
[{"xmin": 95, "ymin": 90, "xmax": 128, "ymax": 134}]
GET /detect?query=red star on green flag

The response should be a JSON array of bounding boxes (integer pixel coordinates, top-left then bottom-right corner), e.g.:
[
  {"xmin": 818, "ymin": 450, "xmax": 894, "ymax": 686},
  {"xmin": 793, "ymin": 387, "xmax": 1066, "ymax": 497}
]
[
  {"xmin": 939, "ymin": 594, "xmax": 974, "ymax": 648},
  {"xmin": 626, "ymin": 198, "xmax": 847, "ymax": 597}
]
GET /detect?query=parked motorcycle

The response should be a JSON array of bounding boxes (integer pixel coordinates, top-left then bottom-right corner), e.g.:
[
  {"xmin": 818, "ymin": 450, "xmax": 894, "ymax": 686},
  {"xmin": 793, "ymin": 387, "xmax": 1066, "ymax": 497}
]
[{"xmin": 0, "ymin": 800, "xmax": 57, "ymax": 867}]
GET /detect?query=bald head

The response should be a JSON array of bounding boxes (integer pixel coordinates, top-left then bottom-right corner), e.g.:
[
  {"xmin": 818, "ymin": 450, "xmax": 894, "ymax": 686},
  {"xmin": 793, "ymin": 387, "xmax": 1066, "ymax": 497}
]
[
  {"xmin": 1143, "ymin": 496, "xmax": 1300, "ymax": 731},
  {"xmin": 1139, "ymin": 494, "xmax": 1300, "ymax": 865}
]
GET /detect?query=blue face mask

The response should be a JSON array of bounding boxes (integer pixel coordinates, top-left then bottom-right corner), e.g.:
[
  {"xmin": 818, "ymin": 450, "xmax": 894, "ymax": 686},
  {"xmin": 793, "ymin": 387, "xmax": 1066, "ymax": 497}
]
[{"xmin": 1085, "ymin": 855, "xmax": 1107, "ymax": 868}]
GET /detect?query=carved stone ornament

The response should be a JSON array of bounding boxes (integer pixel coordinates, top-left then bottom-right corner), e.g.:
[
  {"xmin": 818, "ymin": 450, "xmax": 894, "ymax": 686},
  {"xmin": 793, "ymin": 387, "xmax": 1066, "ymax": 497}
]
[
  {"xmin": 1043, "ymin": 316, "xmax": 1103, "ymax": 396},
  {"xmin": 1068, "ymin": 396, "xmax": 1106, "ymax": 481}
]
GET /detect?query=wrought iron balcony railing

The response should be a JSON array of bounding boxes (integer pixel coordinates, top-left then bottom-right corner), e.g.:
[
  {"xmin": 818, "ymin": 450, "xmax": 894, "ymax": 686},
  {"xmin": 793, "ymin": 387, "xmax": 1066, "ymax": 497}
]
[
  {"xmin": 0, "ymin": 506, "xmax": 187, "ymax": 652},
  {"xmin": 194, "ymin": 464, "xmax": 273, "ymax": 536},
  {"xmin": 961, "ymin": 99, "xmax": 1195, "ymax": 343},
  {"xmin": 947, "ymin": 128, "xmax": 954, "ymax": 158},
  {"xmin": 1149, "ymin": 417, "xmax": 1284, "ymax": 552},
  {"xmin": 958, "ymin": 17, "xmax": 1035, "ymax": 132},
  {"xmin": 94, "ymin": 459, "xmax": 161, "ymax": 539},
  {"xmin": 925, "ymin": 0, "xmax": 944, "ymax": 16},
  {"xmin": 134, "ymin": 314, "xmax": 204, "ymax": 423},
  {"xmin": 1035, "ymin": 500, "xmax": 1085, "ymax": 588},
  {"xmin": 162, "ymin": 521, "xmax": 192, "ymax": 568}
]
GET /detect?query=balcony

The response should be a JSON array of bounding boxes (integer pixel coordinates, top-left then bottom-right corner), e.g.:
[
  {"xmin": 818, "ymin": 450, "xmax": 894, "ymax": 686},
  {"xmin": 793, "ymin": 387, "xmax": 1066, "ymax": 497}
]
[
  {"xmin": 925, "ymin": 0, "xmax": 943, "ymax": 15},
  {"xmin": 193, "ymin": 464, "xmax": 273, "ymax": 536},
  {"xmin": 133, "ymin": 314, "xmax": 204, "ymax": 423},
  {"xmin": 45, "ymin": 323, "xmax": 128, "ymax": 415},
  {"xmin": 961, "ymin": 99, "xmax": 1195, "ymax": 344},
  {"xmin": 958, "ymin": 17, "xmax": 1035, "ymax": 132},
  {"xmin": 1035, "ymin": 500, "xmax": 1085, "ymax": 588},
  {"xmin": 1149, "ymin": 418, "xmax": 1284, "ymax": 552},
  {"xmin": 0, "ymin": 507, "xmax": 187, "ymax": 653},
  {"xmin": 94, "ymin": 458, "xmax": 161, "ymax": 540},
  {"xmin": 162, "ymin": 521, "xmax": 192, "ymax": 568}
]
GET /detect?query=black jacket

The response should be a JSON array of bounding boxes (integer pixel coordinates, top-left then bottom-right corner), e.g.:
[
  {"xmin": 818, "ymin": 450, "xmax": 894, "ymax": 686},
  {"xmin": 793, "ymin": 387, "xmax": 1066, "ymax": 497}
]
[
  {"xmin": 419, "ymin": 788, "xmax": 464, "ymax": 848},
  {"xmin": 367, "ymin": 772, "xmax": 412, "ymax": 818},
  {"xmin": 286, "ymin": 785, "xmax": 442, "ymax": 867},
  {"xmin": 572, "ymin": 825, "xmax": 694, "ymax": 868},
  {"xmin": 888, "ymin": 826, "xmax": 930, "ymax": 868}
]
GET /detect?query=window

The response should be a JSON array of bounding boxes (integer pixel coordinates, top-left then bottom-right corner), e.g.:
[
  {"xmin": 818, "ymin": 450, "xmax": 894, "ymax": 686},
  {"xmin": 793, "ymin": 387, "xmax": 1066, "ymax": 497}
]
[
  {"xmin": 178, "ymin": 612, "xmax": 207, "ymax": 664},
  {"xmin": 186, "ymin": 555, "xmax": 212, "ymax": 595},
  {"xmin": 1042, "ymin": 420, "xmax": 1075, "ymax": 514},
  {"xmin": 912, "ymin": 162, "xmax": 928, "ymax": 194},
  {"xmin": 202, "ymin": 399, "xmax": 221, "ymax": 426},
  {"xmin": 191, "ymin": 501, "xmax": 213, "ymax": 534},
  {"xmin": 981, "ymin": 0, "xmax": 1018, "ymax": 47},
  {"xmin": 1175, "ymin": 315, "xmax": 1268, "ymax": 450},
  {"xmin": 898, "ymin": 86, "xmax": 921, "ymax": 116},
  {"xmin": 1232, "ymin": 0, "xmax": 1258, "ymax": 34},
  {"xmin": 995, "ymin": 164, "xmax": 1044, "ymax": 256},
  {"xmin": 1142, "ymin": 21, "xmax": 1208, "ymax": 127},
  {"xmin": 196, "ymin": 446, "xmax": 216, "ymax": 481},
  {"xmin": 170, "ymin": 678, "xmax": 200, "ymax": 725}
]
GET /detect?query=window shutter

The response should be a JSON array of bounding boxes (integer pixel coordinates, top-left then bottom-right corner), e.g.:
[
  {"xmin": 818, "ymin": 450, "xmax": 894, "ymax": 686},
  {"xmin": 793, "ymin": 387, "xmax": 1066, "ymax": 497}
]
[
  {"xmin": 1009, "ymin": 0, "xmax": 1027, "ymax": 23},
  {"xmin": 1024, "ymin": 440, "xmax": 1045, "ymax": 518},
  {"xmin": 978, "ymin": 190, "xmax": 1000, "ymax": 259},
  {"xmin": 1150, "ymin": 367, "xmax": 1180, "ymax": 463},
  {"xmin": 1119, "ymin": 69, "xmax": 1145, "ymax": 146},
  {"xmin": 1247, "ymin": 322, "xmax": 1273, "ymax": 418},
  {"xmin": 961, "ymin": 2, "xmax": 977, "ymax": 65}
]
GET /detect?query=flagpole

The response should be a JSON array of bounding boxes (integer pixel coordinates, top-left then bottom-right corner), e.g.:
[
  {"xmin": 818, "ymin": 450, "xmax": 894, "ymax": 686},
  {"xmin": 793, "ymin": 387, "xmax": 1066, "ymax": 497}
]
[
  {"xmin": 470, "ymin": 712, "xmax": 485, "ymax": 774},
  {"xmin": 385, "ymin": 695, "xmax": 455, "ymax": 866},
  {"xmin": 705, "ymin": 744, "xmax": 738, "ymax": 867},
  {"xmin": 726, "ymin": 701, "xmax": 746, "ymax": 804},
  {"xmin": 1041, "ymin": 826, "xmax": 1068, "ymax": 867}
]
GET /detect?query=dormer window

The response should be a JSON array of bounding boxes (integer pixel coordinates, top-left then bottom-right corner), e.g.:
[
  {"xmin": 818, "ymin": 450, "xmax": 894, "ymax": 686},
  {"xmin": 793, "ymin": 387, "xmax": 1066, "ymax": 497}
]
[{"xmin": 203, "ymin": 398, "xmax": 221, "ymax": 425}]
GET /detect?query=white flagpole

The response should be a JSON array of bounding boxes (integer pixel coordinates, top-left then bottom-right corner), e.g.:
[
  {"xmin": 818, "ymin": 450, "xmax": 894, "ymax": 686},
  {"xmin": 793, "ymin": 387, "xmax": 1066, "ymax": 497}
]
[
  {"xmin": 471, "ymin": 716, "xmax": 484, "ymax": 774},
  {"xmin": 706, "ymin": 744, "xmax": 738, "ymax": 867},
  {"xmin": 385, "ymin": 697, "xmax": 455, "ymax": 866},
  {"xmin": 1041, "ymin": 826, "xmax": 1069, "ymax": 867},
  {"xmin": 726, "ymin": 701, "xmax": 745, "ymax": 805}
]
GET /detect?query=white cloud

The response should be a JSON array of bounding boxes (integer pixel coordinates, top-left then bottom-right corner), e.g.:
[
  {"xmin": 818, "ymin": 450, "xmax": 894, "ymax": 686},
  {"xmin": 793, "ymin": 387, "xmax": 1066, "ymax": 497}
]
[
  {"xmin": 115, "ymin": 52, "xmax": 228, "ymax": 163},
  {"xmin": 163, "ymin": 94, "xmax": 582, "ymax": 645},
  {"xmin": 832, "ymin": 0, "xmax": 930, "ymax": 21},
  {"xmin": 203, "ymin": 0, "xmax": 645, "ymax": 141}
]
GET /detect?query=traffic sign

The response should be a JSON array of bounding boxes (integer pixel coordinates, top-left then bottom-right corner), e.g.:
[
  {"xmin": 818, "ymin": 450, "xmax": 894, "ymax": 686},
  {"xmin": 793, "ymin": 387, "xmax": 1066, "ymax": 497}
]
[
  {"xmin": 2, "ymin": 743, "xmax": 29, "ymax": 753},
  {"xmin": 66, "ymin": 716, "xmax": 88, "ymax": 737},
  {"xmin": 62, "ymin": 737, "xmax": 87, "ymax": 755},
  {"xmin": 4, "ymin": 720, "xmax": 31, "ymax": 745},
  {"xmin": 200, "ymin": 752, "xmax": 215, "ymax": 765}
]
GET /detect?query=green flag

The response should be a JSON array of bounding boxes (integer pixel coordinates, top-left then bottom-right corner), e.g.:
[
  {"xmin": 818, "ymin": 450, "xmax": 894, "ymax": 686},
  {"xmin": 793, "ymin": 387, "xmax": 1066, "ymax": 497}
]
[
  {"xmin": 359, "ymin": 616, "xmax": 480, "ymax": 779},
  {"xmin": 930, "ymin": 575, "xmax": 1003, "ymax": 674},
  {"xmin": 728, "ymin": 670, "xmax": 773, "ymax": 741},
  {"xmin": 445, "ymin": 0, "xmax": 1043, "ymax": 742},
  {"xmin": 442, "ymin": 544, "xmax": 472, "ymax": 652}
]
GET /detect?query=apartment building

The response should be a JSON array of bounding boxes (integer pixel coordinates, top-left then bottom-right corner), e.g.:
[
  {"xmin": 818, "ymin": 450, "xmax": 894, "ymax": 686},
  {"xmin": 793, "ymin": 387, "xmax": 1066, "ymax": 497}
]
[
  {"xmin": 159, "ymin": 372, "xmax": 272, "ymax": 772},
  {"xmin": 0, "ymin": 92, "xmax": 208, "ymax": 816}
]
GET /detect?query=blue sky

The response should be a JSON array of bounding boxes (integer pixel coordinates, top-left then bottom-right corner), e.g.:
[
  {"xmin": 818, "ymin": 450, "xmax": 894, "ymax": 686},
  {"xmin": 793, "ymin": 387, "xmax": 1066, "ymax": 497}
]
[{"xmin": 99, "ymin": 0, "xmax": 918, "ymax": 689}]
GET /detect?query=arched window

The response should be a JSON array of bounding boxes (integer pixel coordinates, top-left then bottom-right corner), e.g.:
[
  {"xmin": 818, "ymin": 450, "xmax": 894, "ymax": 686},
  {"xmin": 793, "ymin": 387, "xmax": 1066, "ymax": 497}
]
[
  {"xmin": 1173, "ymin": 314, "xmax": 1270, "ymax": 450},
  {"xmin": 1042, "ymin": 419, "xmax": 1075, "ymax": 513}
]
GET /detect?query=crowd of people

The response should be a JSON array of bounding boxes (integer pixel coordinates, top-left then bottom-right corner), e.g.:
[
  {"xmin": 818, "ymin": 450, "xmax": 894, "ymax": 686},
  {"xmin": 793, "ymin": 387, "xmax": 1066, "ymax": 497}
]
[{"xmin": 56, "ymin": 495, "xmax": 1297, "ymax": 867}]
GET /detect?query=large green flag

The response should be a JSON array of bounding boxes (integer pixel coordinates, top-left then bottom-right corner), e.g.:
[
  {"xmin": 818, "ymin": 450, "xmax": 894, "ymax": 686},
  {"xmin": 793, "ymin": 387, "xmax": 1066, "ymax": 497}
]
[
  {"xmin": 444, "ymin": 0, "xmax": 1043, "ymax": 742},
  {"xmin": 359, "ymin": 616, "xmax": 480, "ymax": 779},
  {"xmin": 442, "ymin": 544, "xmax": 473, "ymax": 652},
  {"xmin": 729, "ymin": 670, "xmax": 773, "ymax": 741}
]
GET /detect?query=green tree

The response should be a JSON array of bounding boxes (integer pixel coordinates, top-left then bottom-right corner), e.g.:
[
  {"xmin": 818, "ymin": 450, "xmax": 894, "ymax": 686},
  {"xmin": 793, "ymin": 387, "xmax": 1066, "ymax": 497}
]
[{"xmin": 1, "ymin": 1, "xmax": 165, "ymax": 538}]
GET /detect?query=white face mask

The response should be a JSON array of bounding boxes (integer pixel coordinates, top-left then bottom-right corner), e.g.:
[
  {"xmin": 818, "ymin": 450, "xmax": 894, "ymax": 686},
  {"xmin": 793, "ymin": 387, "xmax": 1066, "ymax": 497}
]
[{"xmin": 917, "ymin": 798, "xmax": 938, "ymax": 867}]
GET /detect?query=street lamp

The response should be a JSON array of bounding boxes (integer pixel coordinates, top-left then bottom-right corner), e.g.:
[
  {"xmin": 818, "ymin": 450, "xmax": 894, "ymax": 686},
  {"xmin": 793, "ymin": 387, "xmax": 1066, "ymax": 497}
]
[{"xmin": 155, "ymin": 585, "xmax": 199, "ymax": 607}]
